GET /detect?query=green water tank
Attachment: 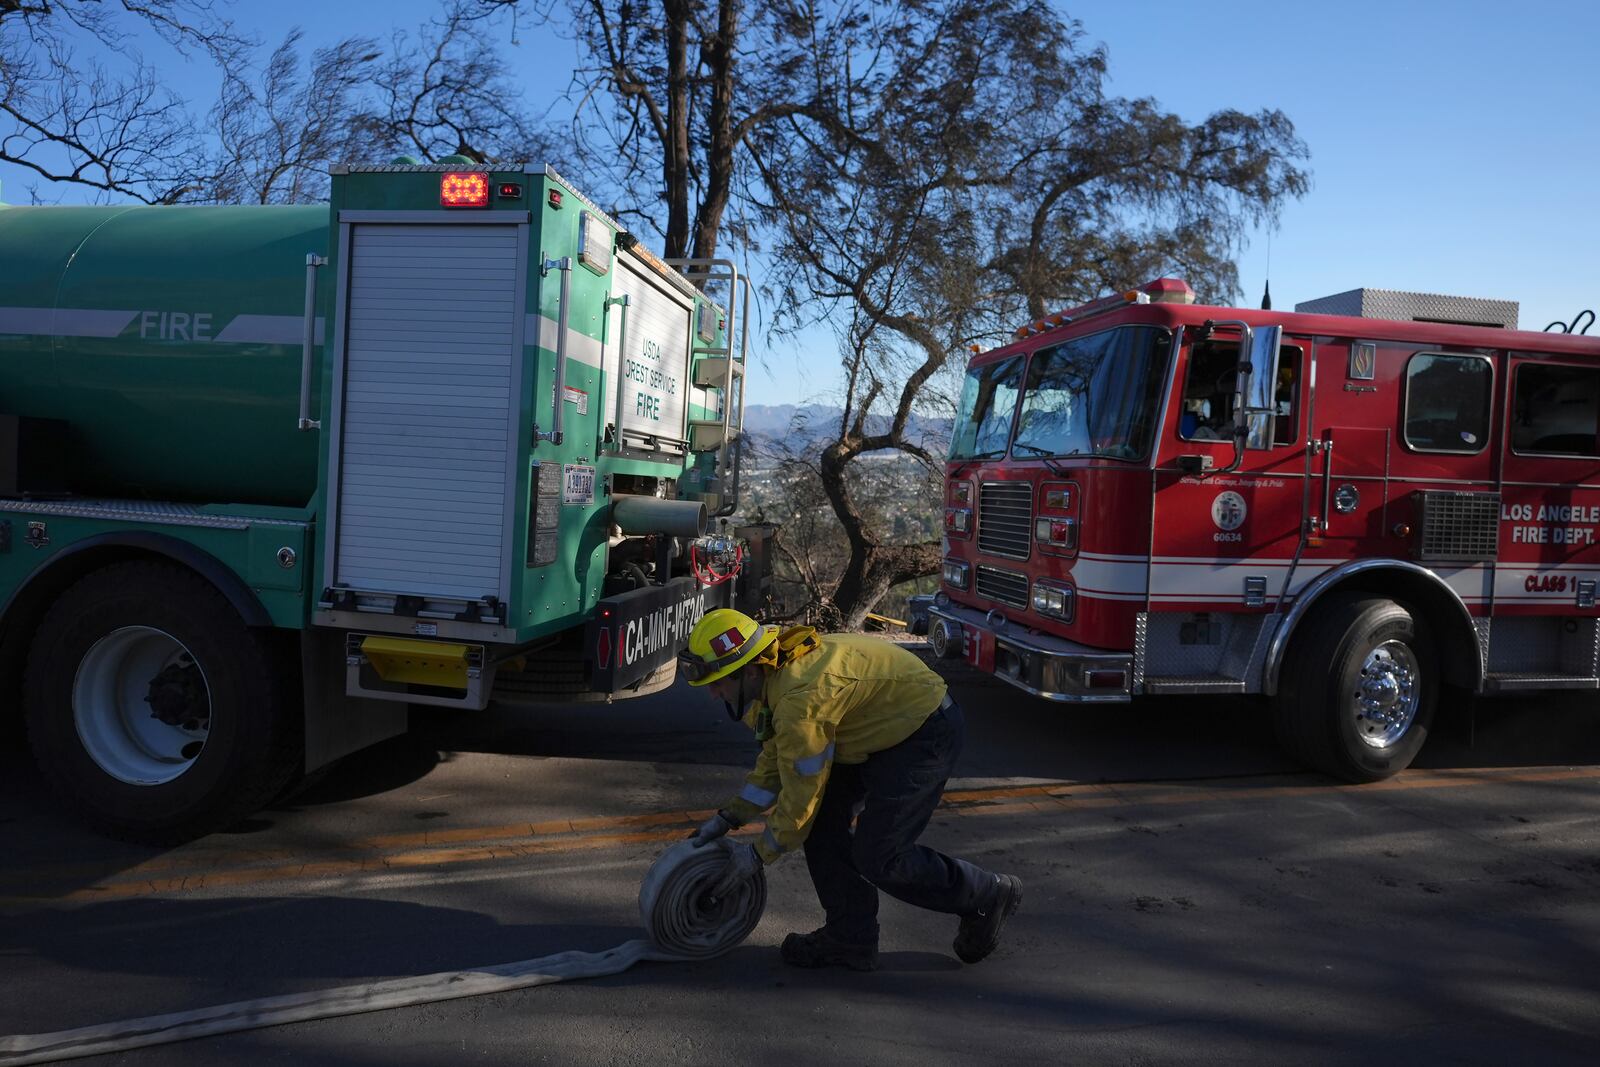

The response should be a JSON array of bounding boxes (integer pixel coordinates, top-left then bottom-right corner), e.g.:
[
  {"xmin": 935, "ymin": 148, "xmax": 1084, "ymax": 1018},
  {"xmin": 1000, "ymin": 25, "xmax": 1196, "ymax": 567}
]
[{"xmin": 0, "ymin": 203, "xmax": 330, "ymax": 506}]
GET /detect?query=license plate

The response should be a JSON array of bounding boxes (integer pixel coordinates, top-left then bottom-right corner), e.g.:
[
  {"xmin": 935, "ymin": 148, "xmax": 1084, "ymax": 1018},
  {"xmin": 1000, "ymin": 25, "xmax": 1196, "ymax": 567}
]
[
  {"xmin": 589, "ymin": 577, "xmax": 730, "ymax": 691},
  {"xmin": 563, "ymin": 464, "xmax": 595, "ymax": 505}
]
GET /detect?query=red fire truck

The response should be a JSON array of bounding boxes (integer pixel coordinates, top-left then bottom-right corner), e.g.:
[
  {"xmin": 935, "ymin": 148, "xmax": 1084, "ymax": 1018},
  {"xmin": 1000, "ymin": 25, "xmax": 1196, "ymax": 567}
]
[{"xmin": 930, "ymin": 278, "xmax": 1600, "ymax": 781}]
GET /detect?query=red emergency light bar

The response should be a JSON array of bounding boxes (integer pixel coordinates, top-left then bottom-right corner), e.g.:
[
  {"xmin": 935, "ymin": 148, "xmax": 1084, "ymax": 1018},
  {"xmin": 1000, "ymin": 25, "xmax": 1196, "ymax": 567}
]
[
  {"xmin": 1014, "ymin": 277, "xmax": 1195, "ymax": 340},
  {"xmin": 440, "ymin": 171, "xmax": 490, "ymax": 208}
]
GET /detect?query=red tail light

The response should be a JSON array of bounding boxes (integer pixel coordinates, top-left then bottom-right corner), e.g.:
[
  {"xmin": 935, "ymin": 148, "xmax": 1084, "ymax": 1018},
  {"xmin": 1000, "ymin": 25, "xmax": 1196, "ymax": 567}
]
[{"xmin": 440, "ymin": 171, "xmax": 490, "ymax": 208}]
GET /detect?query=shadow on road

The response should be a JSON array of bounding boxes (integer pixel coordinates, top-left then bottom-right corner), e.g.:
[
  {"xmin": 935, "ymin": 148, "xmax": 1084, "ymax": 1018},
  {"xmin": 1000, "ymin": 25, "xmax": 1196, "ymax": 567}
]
[
  {"xmin": 1418, "ymin": 692, "xmax": 1600, "ymax": 770},
  {"xmin": 0, "ymin": 890, "xmax": 646, "ymax": 1036},
  {"xmin": 2, "ymin": 651, "xmax": 1593, "ymax": 903},
  {"xmin": 385, "ymin": 668, "xmax": 1600, "ymax": 785}
]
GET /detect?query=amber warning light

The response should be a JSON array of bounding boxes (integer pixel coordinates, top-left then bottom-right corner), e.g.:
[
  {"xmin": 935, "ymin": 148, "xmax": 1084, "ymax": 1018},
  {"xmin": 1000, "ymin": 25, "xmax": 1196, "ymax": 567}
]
[{"xmin": 440, "ymin": 171, "xmax": 490, "ymax": 208}]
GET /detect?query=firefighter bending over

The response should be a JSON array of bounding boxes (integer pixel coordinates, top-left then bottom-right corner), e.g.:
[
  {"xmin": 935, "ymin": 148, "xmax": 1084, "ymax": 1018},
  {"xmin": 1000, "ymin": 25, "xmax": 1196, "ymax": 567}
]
[{"xmin": 678, "ymin": 608, "xmax": 1022, "ymax": 971}]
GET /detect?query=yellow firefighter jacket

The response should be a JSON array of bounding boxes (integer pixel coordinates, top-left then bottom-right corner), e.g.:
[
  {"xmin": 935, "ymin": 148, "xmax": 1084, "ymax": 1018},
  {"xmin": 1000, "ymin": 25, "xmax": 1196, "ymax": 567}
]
[{"xmin": 722, "ymin": 629, "xmax": 949, "ymax": 863}]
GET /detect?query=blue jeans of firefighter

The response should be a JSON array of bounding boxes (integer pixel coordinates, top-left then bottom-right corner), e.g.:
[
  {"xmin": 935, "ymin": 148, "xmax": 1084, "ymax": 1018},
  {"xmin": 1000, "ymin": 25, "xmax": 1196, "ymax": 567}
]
[{"xmin": 803, "ymin": 699, "xmax": 997, "ymax": 946}]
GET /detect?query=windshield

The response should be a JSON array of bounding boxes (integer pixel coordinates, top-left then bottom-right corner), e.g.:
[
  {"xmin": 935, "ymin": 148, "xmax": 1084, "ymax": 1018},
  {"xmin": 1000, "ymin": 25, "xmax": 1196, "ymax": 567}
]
[
  {"xmin": 949, "ymin": 355, "xmax": 1023, "ymax": 460},
  {"xmin": 1012, "ymin": 325, "xmax": 1171, "ymax": 462}
]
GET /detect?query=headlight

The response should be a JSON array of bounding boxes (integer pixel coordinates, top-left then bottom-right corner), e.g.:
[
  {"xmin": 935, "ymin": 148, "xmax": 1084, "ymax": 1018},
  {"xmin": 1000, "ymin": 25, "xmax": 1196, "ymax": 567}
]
[
  {"xmin": 1031, "ymin": 580, "xmax": 1074, "ymax": 621},
  {"xmin": 942, "ymin": 558, "xmax": 971, "ymax": 590}
]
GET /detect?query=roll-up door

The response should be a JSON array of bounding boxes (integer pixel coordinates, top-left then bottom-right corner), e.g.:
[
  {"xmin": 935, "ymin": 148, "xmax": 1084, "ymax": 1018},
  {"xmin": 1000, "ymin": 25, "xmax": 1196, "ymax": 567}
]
[
  {"xmin": 331, "ymin": 223, "xmax": 523, "ymax": 602},
  {"xmin": 603, "ymin": 253, "xmax": 693, "ymax": 455}
]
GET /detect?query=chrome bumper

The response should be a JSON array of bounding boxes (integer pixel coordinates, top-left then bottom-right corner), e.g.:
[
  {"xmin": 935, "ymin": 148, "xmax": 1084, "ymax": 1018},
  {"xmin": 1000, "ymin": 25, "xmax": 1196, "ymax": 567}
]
[{"xmin": 928, "ymin": 601, "xmax": 1133, "ymax": 703}]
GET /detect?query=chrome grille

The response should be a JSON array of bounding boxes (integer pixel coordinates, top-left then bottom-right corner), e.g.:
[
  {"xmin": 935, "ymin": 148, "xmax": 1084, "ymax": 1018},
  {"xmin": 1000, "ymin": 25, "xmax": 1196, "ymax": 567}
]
[
  {"xmin": 976, "ymin": 565, "xmax": 1029, "ymax": 609},
  {"xmin": 1415, "ymin": 490, "xmax": 1498, "ymax": 562},
  {"xmin": 978, "ymin": 481, "xmax": 1033, "ymax": 560}
]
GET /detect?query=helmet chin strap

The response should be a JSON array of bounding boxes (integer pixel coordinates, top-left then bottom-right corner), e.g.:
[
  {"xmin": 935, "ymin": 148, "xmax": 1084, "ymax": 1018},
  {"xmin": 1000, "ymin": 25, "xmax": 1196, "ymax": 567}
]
[{"xmin": 723, "ymin": 667, "xmax": 757, "ymax": 722}]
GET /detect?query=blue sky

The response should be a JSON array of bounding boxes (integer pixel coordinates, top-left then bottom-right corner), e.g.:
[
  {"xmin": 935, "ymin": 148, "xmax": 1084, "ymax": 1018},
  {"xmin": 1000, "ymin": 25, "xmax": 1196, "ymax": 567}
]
[
  {"xmin": 1092, "ymin": 1, "xmax": 1599, "ymax": 336},
  {"xmin": 5, "ymin": 0, "xmax": 1597, "ymax": 407}
]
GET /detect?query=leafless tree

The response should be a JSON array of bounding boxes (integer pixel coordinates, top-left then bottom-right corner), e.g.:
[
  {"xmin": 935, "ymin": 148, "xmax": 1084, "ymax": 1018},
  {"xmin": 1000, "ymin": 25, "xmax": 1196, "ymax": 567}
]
[
  {"xmin": 0, "ymin": 0, "xmax": 247, "ymax": 202},
  {"xmin": 365, "ymin": 1, "xmax": 554, "ymax": 167},
  {"xmin": 488, "ymin": 0, "xmax": 811, "ymax": 261},
  {"xmin": 205, "ymin": 31, "xmax": 383, "ymax": 204},
  {"xmin": 2, "ymin": 1, "xmax": 551, "ymax": 205}
]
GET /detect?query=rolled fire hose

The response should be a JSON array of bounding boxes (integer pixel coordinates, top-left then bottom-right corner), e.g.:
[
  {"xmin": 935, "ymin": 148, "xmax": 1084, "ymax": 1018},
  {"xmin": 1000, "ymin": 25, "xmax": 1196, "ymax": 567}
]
[{"xmin": 0, "ymin": 840, "xmax": 766, "ymax": 1065}]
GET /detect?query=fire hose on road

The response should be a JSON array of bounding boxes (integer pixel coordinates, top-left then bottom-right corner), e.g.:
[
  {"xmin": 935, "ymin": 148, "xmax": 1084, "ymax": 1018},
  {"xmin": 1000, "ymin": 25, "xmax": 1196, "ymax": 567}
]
[{"xmin": 0, "ymin": 841, "xmax": 766, "ymax": 1065}]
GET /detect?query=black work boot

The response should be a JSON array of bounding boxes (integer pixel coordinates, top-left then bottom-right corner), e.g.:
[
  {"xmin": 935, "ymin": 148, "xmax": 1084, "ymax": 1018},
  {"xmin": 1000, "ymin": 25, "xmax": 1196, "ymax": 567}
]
[
  {"xmin": 953, "ymin": 874, "xmax": 1022, "ymax": 964},
  {"xmin": 780, "ymin": 928, "xmax": 879, "ymax": 972}
]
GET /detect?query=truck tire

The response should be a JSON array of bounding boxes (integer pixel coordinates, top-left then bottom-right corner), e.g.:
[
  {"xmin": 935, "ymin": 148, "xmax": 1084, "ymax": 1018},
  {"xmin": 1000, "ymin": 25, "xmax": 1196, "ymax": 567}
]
[
  {"xmin": 1272, "ymin": 593, "xmax": 1436, "ymax": 783},
  {"xmin": 23, "ymin": 560, "xmax": 301, "ymax": 843}
]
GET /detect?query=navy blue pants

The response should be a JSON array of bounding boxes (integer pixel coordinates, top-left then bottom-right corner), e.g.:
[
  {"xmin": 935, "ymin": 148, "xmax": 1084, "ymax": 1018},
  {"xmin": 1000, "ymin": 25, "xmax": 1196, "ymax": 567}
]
[{"xmin": 803, "ymin": 699, "xmax": 997, "ymax": 946}]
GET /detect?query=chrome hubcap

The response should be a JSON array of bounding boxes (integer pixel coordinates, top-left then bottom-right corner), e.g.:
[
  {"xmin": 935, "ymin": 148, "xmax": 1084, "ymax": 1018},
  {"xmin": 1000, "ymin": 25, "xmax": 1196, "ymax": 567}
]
[
  {"xmin": 1351, "ymin": 640, "xmax": 1419, "ymax": 749},
  {"xmin": 73, "ymin": 626, "xmax": 213, "ymax": 786}
]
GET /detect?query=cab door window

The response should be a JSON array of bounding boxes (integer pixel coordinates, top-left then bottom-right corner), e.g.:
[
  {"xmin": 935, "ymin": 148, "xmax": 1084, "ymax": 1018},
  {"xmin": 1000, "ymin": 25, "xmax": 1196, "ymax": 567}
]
[{"xmin": 1178, "ymin": 340, "xmax": 1301, "ymax": 445}]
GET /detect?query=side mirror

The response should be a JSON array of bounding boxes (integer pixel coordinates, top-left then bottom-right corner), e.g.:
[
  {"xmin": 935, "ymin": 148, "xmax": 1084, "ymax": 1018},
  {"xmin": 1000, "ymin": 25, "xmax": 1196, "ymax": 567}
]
[{"xmin": 1237, "ymin": 324, "xmax": 1283, "ymax": 450}]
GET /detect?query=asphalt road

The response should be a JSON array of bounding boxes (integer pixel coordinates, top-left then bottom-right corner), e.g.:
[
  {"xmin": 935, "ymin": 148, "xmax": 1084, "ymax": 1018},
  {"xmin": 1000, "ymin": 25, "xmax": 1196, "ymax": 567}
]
[{"xmin": 2, "ymin": 654, "xmax": 1598, "ymax": 1065}]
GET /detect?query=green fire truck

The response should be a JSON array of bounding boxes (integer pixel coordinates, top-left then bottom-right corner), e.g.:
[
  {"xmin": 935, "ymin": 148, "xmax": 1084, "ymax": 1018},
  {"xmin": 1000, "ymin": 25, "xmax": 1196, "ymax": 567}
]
[{"xmin": 0, "ymin": 161, "xmax": 770, "ymax": 842}]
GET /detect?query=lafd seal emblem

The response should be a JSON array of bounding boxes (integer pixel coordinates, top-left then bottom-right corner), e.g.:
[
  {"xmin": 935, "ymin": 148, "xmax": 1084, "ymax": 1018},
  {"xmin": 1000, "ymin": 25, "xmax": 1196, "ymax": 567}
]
[{"xmin": 1211, "ymin": 491, "xmax": 1247, "ymax": 532}]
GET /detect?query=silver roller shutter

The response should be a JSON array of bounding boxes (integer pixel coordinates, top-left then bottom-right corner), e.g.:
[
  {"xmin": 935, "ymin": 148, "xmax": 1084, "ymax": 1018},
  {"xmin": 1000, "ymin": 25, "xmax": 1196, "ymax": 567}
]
[{"xmin": 333, "ymin": 223, "xmax": 523, "ymax": 601}]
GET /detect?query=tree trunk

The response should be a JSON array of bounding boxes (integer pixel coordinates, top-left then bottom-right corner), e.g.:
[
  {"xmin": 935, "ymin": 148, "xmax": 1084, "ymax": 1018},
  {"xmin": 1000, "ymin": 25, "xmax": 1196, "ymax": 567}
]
[
  {"xmin": 662, "ymin": 0, "xmax": 693, "ymax": 259},
  {"xmin": 815, "ymin": 436, "xmax": 941, "ymax": 627},
  {"xmin": 837, "ymin": 543, "xmax": 944, "ymax": 629},
  {"xmin": 690, "ymin": 0, "xmax": 739, "ymax": 264}
]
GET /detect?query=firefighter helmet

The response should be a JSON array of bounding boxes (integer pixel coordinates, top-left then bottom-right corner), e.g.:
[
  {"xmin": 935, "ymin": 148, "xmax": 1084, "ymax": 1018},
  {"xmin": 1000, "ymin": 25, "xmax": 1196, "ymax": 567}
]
[{"xmin": 680, "ymin": 608, "xmax": 778, "ymax": 687}]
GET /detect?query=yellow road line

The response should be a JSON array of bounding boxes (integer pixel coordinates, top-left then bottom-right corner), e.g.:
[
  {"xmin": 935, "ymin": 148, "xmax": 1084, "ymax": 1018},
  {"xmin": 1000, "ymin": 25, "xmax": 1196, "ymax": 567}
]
[
  {"xmin": 0, "ymin": 809, "xmax": 724, "ymax": 889},
  {"xmin": 5, "ymin": 765, "xmax": 1595, "ymax": 905},
  {"xmin": 944, "ymin": 764, "xmax": 1598, "ymax": 809}
]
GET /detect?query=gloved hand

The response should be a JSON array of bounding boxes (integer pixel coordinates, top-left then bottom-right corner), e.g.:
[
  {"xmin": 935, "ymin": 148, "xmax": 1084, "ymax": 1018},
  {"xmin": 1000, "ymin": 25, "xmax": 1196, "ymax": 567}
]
[
  {"xmin": 708, "ymin": 842, "xmax": 762, "ymax": 900},
  {"xmin": 689, "ymin": 810, "xmax": 740, "ymax": 847}
]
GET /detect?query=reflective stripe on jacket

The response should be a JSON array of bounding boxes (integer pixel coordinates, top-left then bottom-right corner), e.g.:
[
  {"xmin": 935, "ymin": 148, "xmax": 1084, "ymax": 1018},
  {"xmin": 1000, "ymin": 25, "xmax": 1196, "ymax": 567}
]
[{"xmin": 722, "ymin": 632, "xmax": 948, "ymax": 862}]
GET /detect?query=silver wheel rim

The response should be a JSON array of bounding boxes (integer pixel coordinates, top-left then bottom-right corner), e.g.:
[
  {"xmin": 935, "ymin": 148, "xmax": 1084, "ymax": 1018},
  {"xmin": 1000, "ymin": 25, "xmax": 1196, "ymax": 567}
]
[
  {"xmin": 73, "ymin": 626, "xmax": 213, "ymax": 786},
  {"xmin": 1351, "ymin": 640, "xmax": 1419, "ymax": 749}
]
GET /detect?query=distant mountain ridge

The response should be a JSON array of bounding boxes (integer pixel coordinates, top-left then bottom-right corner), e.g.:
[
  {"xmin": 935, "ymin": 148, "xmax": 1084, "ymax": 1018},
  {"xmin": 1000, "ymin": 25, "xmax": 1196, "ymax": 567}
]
[{"xmin": 740, "ymin": 403, "xmax": 952, "ymax": 459}]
